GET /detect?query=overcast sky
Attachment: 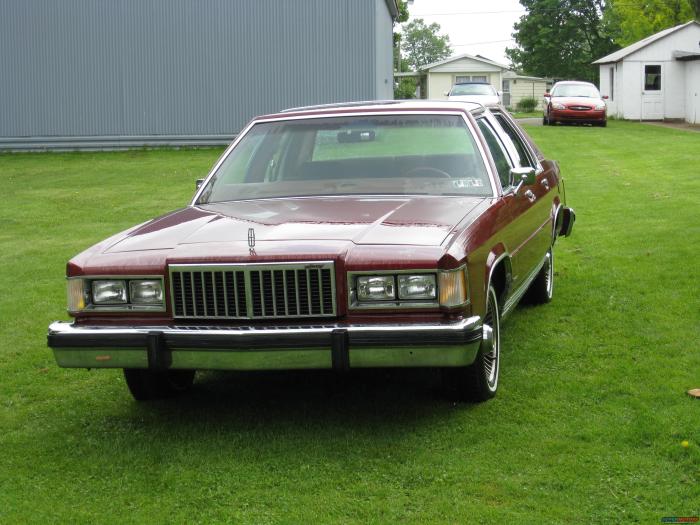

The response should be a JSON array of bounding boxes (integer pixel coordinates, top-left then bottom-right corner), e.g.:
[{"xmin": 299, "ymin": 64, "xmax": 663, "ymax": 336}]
[{"xmin": 403, "ymin": 0, "xmax": 526, "ymax": 66}]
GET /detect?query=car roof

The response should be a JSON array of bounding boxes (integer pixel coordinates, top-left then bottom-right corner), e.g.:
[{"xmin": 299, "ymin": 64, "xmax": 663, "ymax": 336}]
[
  {"xmin": 263, "ymin": 100, "xmax": 486, "ymax": 120},
  {"xmin": 552, "ymin": 80, "xmax": 596, "ymax": 87},
  {"xmin": 453, "ymin": 81, "xmax": 491, "ymax": 85}
]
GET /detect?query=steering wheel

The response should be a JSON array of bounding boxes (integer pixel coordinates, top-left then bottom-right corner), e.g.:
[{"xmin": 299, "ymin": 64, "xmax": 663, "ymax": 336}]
[{"xmin": 403, "ymin": 166, "xmax": 451, "ymax": 179}]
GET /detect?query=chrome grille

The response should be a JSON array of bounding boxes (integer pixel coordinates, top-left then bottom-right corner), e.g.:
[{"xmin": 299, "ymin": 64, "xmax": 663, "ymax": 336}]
[
  {"xmin": 169, "ymin": 262, "xmax": 336, "ymax": 319},
  {"xmin": 569, "ymin": 105, "xmax": 592, "ymax": 111}
]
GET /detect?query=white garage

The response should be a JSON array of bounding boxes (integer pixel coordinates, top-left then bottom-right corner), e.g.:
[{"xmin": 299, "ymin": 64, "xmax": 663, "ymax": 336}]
[{"xmin": 593, "ymin": 20, "xmax": 700, "ymax": 124}]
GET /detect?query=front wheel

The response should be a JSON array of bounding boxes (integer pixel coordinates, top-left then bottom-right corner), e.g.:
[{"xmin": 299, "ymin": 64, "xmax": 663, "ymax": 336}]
[
  {"xmin": 123, "ymin": 369, "xmax": 195, "ymax": 401},
  {"xmin": 442, "ymin": 285, "xmax": 500, "ymax": 402}
]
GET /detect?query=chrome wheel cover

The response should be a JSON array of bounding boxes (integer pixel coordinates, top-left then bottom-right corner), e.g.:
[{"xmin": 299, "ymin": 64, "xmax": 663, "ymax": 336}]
[{"xmin": 483, "ymin": 288, "xmax": 500, "ymax": 390}]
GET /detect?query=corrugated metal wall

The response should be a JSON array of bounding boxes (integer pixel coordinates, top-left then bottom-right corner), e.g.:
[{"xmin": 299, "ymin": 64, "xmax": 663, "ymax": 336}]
[{"xmin": 0, "ymin": 0, "xmax": 393, "ymax": 149}]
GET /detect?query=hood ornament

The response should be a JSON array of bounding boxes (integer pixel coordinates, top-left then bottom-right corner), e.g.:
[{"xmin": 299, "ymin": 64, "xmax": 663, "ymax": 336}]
[{"xmin": 248, "ymin": 228, "xmax": 256, "ymax": 255}]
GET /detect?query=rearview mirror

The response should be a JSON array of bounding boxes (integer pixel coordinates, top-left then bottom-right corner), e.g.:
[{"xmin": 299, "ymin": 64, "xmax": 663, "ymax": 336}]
[
  {"xmin": 509, "ymin": 167, "xmax": 536, "ymax": 194},
  {"xmin": 337, "ymin": 130, "xmax": 376, "ymax": 143}
]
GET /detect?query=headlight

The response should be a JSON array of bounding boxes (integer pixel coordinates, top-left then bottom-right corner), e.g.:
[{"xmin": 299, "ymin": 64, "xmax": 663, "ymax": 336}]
[
  {"xmin": 438, "ymin": 267, "xmax": 468, "ymax": 307},
  {"xmin": 357, "ymin": 276, "xmax": 395, "ymax": 301},
  {"xmin": 349, "ymin": 268, "xmax": 467, "ymax": 309},
  {"xmin": 398, "ymin": 275, "xmax": 436, "ymax": 300},
  {"xmin": 552, "ymin": 102, "xmax": 566, "ymax": 110},
  {"xmin": 129, "ymin": 280, "xmax": 163, "ymax": 304},
  {"xmin": 92, "ymin": 280, "xmax": 128, "ymax": 304},
  {"xmin": 595, "ymin": 103, "xmax": 606, "ymax": 110},
  {"xmin": 66, "ymin": 276, "xmax": 165, "ymax": 312}
]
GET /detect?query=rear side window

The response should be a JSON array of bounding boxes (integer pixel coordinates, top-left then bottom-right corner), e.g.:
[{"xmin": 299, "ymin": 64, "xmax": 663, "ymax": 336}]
[
  {"xmin": 477, "ymin": 119, "xmax": 513, "ymax": 189},
  {"xmin": 494, "ymin": 114, "xmax": 536, "ymax": 169}
]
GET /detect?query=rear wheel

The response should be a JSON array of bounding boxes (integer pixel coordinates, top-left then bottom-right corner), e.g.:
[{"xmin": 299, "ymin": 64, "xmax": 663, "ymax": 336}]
[
  {"xmin": 442, "ymin": 285, "xmax": 500, "ymax": 402},
  {"xmin": 524, "ymin": 249, "xmax": 554, "ymax": 304},
  {"xmin": 123, "ymin": 369, "xmax": 195, "ymax": 401}
]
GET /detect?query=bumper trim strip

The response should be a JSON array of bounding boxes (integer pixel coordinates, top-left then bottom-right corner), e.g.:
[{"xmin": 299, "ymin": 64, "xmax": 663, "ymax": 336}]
[{"xmin": 47, "ymin": 317, "xmax": 483, "ymax": 370}]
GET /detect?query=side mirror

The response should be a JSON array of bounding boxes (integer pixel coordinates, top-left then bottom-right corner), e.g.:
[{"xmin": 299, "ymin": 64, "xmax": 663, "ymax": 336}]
[
  {"xmin": 443, "ymin": 91, "xmax": 450, "ymax": 97},
  {"xmin": 544, "ymin": 92, "xmax": 551, "ymax": 98},
  {"xmin": 509, "ymin": 167, "xmax": 536, "ymax": 194},
  {"xmin": 602, "ymin": 95, "xmax": 609, "ymax": 100},
  {"xmin": 196, "ymin": 178, "xmax": 205, "ymax": 190}
]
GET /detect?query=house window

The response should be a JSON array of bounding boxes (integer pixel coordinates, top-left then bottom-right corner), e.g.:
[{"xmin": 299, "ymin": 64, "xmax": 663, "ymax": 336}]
[
  {"xmin": 644, "ymin": 65, "xmax": 661, "ymax": 91},
  {"xmin": 455, "ymin": 75, "xmax": 488, "ymax": 84},
  {"xmin": 609, "ymin": 67, "xmax": 614, "ymax": 101}
]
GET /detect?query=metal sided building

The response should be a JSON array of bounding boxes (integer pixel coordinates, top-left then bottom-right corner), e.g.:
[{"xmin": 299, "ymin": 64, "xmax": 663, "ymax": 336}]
[{"xmin": 0, "ymin": 0, "xmax": 398, "ymax": 150}]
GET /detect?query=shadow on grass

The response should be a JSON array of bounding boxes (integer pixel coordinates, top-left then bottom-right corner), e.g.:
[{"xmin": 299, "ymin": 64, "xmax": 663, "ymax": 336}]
[{"xmin": 110, "ymin": 368, "xmax": 476, "ymax": 442}]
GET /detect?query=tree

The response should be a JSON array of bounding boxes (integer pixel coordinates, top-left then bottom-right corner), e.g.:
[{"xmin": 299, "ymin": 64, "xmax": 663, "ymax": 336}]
[
  {"xmin": 604, "ymin": 0, "xmax": 697, "ymax": 47},
  {"xmin": 393, "ymin": 1, "xmax": 417, "ymax": 98},
  {"xmin": 506, "ymin": 0, "xmax": 618, "ymax": 83},
  {"xmin": 400, "ymin": 18, "xmax": 452, "ymax": 71},
  {"xmin": 393, "ymin": 0, "xmax": 410, "ymax": 72}
]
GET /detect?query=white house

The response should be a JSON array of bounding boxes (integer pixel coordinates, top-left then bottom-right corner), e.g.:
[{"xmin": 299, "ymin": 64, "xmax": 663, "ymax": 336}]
[
  {"xmin": 401, "ymin": 53, "xmax": 551, "ymax": 109},
  {"xmin": 593, "ymin": 20, "xmax": 700, "ymax": 123}
]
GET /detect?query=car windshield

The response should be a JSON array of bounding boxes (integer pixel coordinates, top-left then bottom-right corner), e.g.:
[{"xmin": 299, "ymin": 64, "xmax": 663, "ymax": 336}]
[
  {"xmin": 197, "ymin": 114, "xmax": 492, "ymax": 203},
  {"xmin": 551, "ymin": 84, "xmax": 601, "ymax": 98},
  {"xmin": 450, "ymin": 84, "xmax": 496, "ymax": 96}
]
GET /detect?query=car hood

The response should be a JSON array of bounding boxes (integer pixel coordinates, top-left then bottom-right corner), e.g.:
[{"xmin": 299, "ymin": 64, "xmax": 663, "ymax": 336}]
[
  {"xmin": 103, "ymin": 196, "xmax": 487, "ymax": 253},
  {"xmin": 552, "ymin": 96, "xmax": 604, "ymax": 106}
]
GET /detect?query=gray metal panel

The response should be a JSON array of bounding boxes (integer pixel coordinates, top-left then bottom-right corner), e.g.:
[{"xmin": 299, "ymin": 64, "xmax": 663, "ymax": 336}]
[
  {"xmin": 0, "ymin": 0, "xmax": 389, "ymax": 146},
  {"xmin": 375, "ymin": 0, "xmax": 394, "ymax": 100}
]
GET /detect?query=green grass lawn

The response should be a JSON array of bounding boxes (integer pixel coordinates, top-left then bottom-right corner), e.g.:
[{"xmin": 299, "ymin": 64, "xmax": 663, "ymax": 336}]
[
  {"xmin": 510, "ymin": 111, "xmax": 542, "ymax": 119},
  {"xmin": 1, "ymin": 121, "xmax": 699, "ymax": 523}
]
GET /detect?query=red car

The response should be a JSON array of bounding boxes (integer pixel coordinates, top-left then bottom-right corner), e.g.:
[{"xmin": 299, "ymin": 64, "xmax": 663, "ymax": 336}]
[
  {"xmin": 48, "ymin": 101, "xmax": 575, "ymax": 402},
  {"xmin": 543, "ymin": 81, "xmax": 608, "ymax": 127}
]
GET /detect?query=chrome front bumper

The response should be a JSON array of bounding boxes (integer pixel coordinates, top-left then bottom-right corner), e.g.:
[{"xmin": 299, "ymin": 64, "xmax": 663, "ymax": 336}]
[{"xmin": 47, "ymin": 317, "xmax": 485, "ymax": 371}]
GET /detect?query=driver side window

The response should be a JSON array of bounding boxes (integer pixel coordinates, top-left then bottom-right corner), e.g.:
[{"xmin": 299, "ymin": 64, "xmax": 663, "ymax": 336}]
[{"xmin": 477, "ymin": 119, "xmax": 513, "ymax": 189}]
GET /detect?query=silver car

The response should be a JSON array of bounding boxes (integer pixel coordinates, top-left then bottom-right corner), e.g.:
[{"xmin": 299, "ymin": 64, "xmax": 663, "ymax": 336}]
[{"xmin": 446, "ymin": 82, "xmax": 501, "ymax": 106}]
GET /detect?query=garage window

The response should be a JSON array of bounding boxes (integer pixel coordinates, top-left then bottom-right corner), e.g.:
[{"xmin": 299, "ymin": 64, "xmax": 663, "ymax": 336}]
[
  {"xmin": 455, "ymin": 75, "xmax": 488, "ymax": 84},
  {"xmin": 644, "ymin": 65, "xmax": 661, "ymax": 91}
]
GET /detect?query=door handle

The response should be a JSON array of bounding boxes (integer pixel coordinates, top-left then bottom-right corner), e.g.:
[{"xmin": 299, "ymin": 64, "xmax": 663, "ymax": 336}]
[
  {"xmin": 525, "ymin": 189, "xmax": 536, "ymax": 202},
  {"xmin": 541, "ymin": 179, "xmax": 550, "ymax": 190}
]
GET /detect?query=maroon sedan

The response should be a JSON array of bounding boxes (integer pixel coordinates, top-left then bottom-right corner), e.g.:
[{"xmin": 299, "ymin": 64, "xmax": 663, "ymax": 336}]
[
  {"xmin": 48, "ymin": 101, "xmax": 575, "ymax": 402},
  {"xmin": 544, "ymin": 81, "xmax": 607, "ymax": 127}
]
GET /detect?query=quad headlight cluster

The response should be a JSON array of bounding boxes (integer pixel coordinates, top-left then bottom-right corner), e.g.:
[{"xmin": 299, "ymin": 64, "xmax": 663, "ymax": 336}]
[
  {"xmin": 67, "ymin": 277, "xmax": 165, "ymax": 312},
  {"xmin": 349, "ymin": 267, "xmax": 468, "ymax": 309}
]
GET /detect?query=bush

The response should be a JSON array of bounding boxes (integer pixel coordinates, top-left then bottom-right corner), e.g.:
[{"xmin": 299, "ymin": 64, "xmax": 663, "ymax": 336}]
[
  {"xmin": 515, "ymin": 97, "xmax": 538, "ymax": 112},
  {"xmin": 394, "ymin": 77, "xmax": 417, "ymax": 99}
]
